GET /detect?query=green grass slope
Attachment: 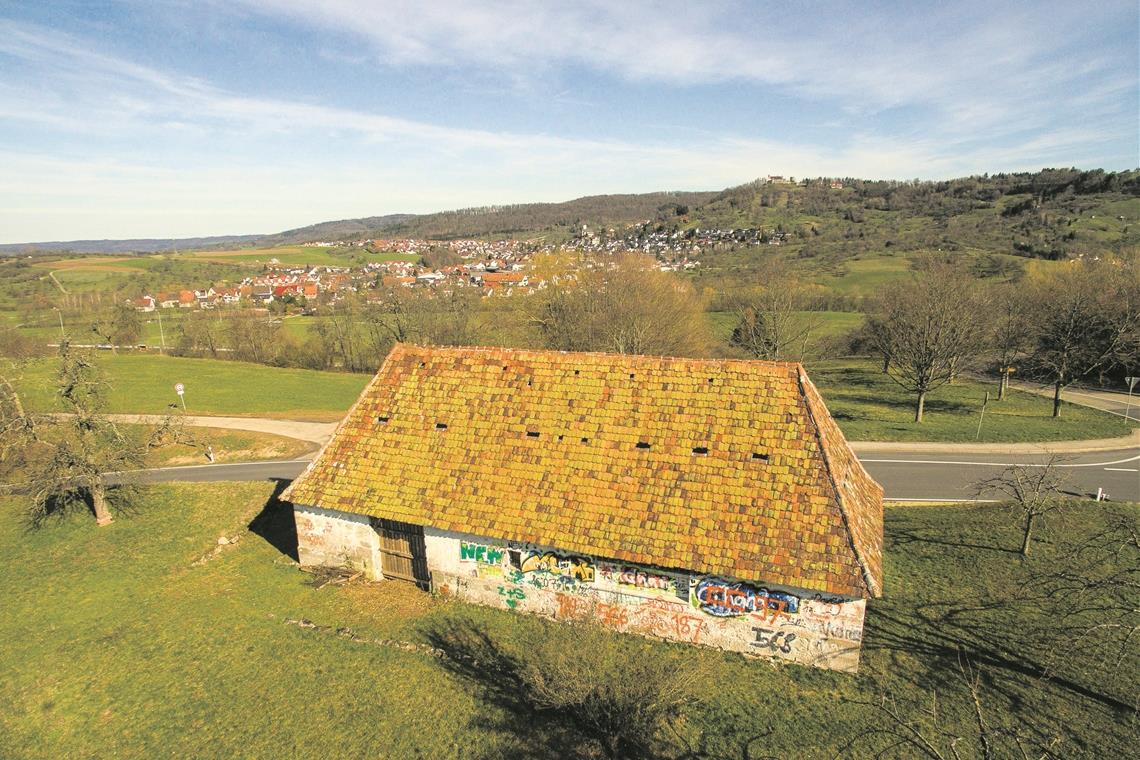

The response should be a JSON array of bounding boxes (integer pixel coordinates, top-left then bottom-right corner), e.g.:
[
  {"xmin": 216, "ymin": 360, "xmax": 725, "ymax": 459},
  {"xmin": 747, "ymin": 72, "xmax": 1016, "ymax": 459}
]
[{"xmin": 0, "ymin": 485, "xmax": 1133, "ymax": 757}]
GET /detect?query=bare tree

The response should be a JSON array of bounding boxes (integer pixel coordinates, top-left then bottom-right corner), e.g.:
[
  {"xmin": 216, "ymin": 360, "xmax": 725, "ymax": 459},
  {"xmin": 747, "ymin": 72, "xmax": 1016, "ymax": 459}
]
[
  {"xmin": 988, "ymin": 285, "xmax": 1033, "ymax": 400},
  {"xmin": 868, "ymin": 268, "xmax": 989, "ymax": 422},
  {"xmin": 729, "ymin": 282, "xmax": 821, "ymax": 361},
  {"xmin": 1022, "ymin": 258, "xmax": 1139, "ymax": 417},
  {"xmin": 176, "ymin": 310, "xmax": 226, "ymax": 357},
  {"xmin": 529, "ymin": 254, "xmax": 711, "ymax": 357},
  {"xmin": 89, "ymin": 303, "xmax": 142, "ymax": 351},
  {"xmin": 0, "ymin": 342, "xmax": 182, "ymax": 526},
  {"xmin": 226, "ymin": 311, "xmax": 282, "ymax": 364},
  {"xmin": 974, "ymin": 458, "xmax": 1068, "ymax": 556}
]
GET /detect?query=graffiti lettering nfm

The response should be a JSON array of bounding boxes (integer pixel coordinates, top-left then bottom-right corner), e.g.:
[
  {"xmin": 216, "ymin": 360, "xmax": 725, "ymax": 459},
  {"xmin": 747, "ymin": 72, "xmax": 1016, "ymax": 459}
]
[{"xmin": 429, "ymin": 528, "xmax": 868, "ymax": 673}]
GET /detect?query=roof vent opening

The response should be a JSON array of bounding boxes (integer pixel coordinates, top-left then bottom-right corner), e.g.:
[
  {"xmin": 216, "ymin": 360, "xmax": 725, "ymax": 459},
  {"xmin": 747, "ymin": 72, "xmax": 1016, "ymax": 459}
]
[
  {"xmin": 574, "ymin": 369, "xmax": 580, "ymax": 375},
  {"xmin": 636, "ymin": 441, "xmax": 651, "ymax": 450},
  {"xmin": 526, "ymin": 431, "xmax": 540, "ymax": 438},
  {"xmin": 629, "ymin": 373, "xmax": 635, "ymax": 380},
  {"xmin": 502, "ymin": 365, "xmax": 508, "ymax": 371},
  {"xmin": 527, "ymin": 378, "xmax": 533, "ymax": 386},
  {"xmin": 419, "ymin": 361, "xmax": 426, "ymax": 368},
  {"xmin": 580, "ymin": 437, "xmax": 590, "ymax": 443},
  {"xmin": 557, "ymin": 434, "xmax": 564, "ymax": 442},
  {"xmin": 377, "ymin": 415, "xmax": 390, "ymax": 424},
  {"xmin": 435, "ymin": 422, "xmax": 448, "ymax": 431},
  {"xmin": 752, "ymin": 452, "xmax": 770, "ymax": 462},
  {"xmin": 707, "ymin": 377, "xmax": 714, "ymax": 384},
  {"xmin": 692, "ymin": 446, "xmax": 709, "ymax": 455}
]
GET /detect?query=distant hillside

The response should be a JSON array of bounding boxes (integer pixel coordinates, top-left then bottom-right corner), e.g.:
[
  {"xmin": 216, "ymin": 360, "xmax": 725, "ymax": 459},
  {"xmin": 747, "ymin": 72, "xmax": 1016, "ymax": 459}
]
[
  {"xmin": 0, "ymin": 234, "xmax": 264, "ymax": 256},
  {"xmin": 686, "ymin": 168, "xmax": 1140, "ymax": 262},
  {"xmin": 253, "ymin": 213, "xmax": 415, "ymax": 246},
  {"xmin": 4, "ymin": 169, "xmax": 1135, "ymax": 258},
  {"xmin": 0, "ymin": 214, "xmax": 414, "ymax": 256},
  {"xmin": 384, "ymin": 192, "xmax": 718, "ymax": 241}
]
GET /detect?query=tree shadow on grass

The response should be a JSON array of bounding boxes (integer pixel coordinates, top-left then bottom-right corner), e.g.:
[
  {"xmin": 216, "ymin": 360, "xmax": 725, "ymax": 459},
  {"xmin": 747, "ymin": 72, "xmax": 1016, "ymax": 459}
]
[
  {"xmin": 246, "ymin": 478, "xmax": 297, "ymax": 562},
  {"xmin": 863, "ymin": 600, "xmax": 1135, "ymax": 716},
  {"xmin": 421, "ymin": 616, "xmax": 599, "ymax": 760},
  {"xmin": 887, "ymin": 524, "xmax": 1020, "ymax": 555}
]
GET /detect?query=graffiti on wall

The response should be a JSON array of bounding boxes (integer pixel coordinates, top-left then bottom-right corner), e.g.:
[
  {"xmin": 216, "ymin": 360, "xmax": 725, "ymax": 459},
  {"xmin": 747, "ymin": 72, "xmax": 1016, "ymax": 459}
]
[
  {"xmin": 598, "ymin": 562, "xmax": 680, "ymax": 595},
  {"xmin": 519, "ymin": 551, "xmax": 596, "ymax": 585},
  {"xmin": 691, "ymin": 577, "xmax": 800, "ymax": 620},
  {"xmin": 498, "ymin": 585, "xmax": 525, "ymax": 609},
  {"xmin": 460, "ymin": 541, "xmax": 506, "ymax": 565},
  {"xmin": 751, "ymin": 626, "xmax": 796, "ymax": 654}
]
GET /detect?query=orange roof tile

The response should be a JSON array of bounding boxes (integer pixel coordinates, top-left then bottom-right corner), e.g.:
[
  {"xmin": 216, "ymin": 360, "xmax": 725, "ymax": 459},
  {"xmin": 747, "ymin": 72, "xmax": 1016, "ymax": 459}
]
[{"xmin": 283, "ymin": 344, "xmax": 884, "ymax": 597}]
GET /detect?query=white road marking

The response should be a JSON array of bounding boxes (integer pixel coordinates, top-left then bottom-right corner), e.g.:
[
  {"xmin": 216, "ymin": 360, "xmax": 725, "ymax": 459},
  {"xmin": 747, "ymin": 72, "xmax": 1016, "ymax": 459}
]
[
  {"xmin": 1103, "ymin": 467, "xmax": 1138, "ymax": 472},
  {"xmin": 860, "ymin": 453, "xmax": 1140, "ymax": 468}
]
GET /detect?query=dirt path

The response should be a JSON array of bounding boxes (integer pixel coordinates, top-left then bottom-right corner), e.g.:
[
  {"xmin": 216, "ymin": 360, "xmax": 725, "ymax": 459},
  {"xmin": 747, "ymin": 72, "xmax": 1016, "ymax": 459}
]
[{"xmin": 103, "ymin": 414, "xmax": 338, "ymax": 446}]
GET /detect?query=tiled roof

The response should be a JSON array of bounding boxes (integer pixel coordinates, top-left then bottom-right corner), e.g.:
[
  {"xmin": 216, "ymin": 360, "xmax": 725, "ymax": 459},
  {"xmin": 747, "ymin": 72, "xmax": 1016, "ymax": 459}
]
[{"xmin": 283, "ymin": 344, "xmax": 883, "ymax": 597}]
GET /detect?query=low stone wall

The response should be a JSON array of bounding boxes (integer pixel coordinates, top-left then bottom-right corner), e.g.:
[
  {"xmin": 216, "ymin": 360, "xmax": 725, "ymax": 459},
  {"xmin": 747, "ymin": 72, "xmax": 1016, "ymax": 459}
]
[
  {"xmin": 293, "ymin": 505, "xmax": 381, "ymax": 579},
  {"xmin": 425, "ymin": 527, "xmax": 867, "ymax": 673}
]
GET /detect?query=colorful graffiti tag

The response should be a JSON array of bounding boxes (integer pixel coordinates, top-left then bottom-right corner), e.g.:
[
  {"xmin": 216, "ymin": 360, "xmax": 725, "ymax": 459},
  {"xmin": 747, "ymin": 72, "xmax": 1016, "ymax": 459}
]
[
  {"xmin": 691, "ymin": 577, "xmax": 800, "ymax": 618},
  {"xmin": 598, "ymin": 562, "xmax": 679, "ymax": 594},
  {"xmin": 520, "ymin": 551, "xmax": 596, "ymax": 584},
  {"xmin": 460, "ymin": 541, "xmax": 505, "ymax": 564}
]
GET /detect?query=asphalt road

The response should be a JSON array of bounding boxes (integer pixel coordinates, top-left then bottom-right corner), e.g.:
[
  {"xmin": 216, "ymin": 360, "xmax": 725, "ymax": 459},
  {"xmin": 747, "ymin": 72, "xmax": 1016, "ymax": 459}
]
[{"xmin": 125, "ymin": 446, "xmax": 1140, "ymax": 503}]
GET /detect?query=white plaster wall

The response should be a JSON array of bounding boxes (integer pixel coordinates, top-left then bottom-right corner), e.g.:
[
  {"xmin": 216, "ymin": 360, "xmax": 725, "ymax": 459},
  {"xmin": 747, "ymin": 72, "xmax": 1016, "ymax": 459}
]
[
  {"xmin": 423, "ymin": 526, "xmax": 867, "ymax": 673},
  {"xmin": 293, "ymin": 505, "xmax": 382, "ymax": 580}
]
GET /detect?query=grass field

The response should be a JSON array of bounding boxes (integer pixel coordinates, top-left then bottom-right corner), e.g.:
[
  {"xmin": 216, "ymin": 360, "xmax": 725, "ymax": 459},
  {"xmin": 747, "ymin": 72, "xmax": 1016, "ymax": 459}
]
[
  {"xmin": 706, "ymin": 309, "xmax": 864, "ymax": 344},
  {"xmin": 137, "ymin": 425, "xmax": 315, "ymax": 467},
  {"xmin": 808, "ymin": 359, "xmax": 1133, "ymax": 442},
  {"xmin": 10, "ymin": 352, "xmax": 1131, "ymax": 441},
  {"xmin": 13, "ymin": 354, "xmax": 369, "ymax": 421},
  {"xmin": 0, "ymin": 484, "xmax": 1133, "ymax": 758}
]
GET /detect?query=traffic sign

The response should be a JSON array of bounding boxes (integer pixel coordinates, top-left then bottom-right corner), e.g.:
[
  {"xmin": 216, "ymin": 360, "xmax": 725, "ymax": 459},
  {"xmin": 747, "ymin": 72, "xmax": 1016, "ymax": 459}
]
[
  {"xmin": 175, "ymin": 383, "xmax": 185, "ymax": 395},
  {"xmin": 1127, "ymin": 377, "xmax": 1138, "ymax": 391}
]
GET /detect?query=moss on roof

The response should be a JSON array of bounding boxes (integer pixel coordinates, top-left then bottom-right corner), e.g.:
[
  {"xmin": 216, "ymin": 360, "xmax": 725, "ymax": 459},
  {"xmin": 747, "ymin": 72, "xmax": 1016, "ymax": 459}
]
[{"xmin": 283, "ymin": 344, "xmax": 883, "ymax": 597}]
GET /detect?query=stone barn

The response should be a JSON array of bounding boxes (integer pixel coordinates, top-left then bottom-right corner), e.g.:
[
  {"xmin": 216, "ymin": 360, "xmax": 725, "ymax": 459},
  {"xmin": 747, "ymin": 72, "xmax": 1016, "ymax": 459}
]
[{"xmin": 282, "ymin": 343, "xmax": 883, "ymax": 672}]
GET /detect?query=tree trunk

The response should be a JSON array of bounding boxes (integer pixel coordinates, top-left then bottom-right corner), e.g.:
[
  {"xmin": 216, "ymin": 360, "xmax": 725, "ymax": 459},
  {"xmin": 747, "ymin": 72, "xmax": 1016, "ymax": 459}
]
[
  {"xmin": 1020, "ymin": 513, "xmax": 1035, "ymax": 555},
  {"xmin": 92, "ymin": 478, "xmax": 113, "ymax": 526},
  {"xmin": 914, "ymin": 391, "xmax": 926, "ymax": 423},
  {"xmin": 881, "ymin": 354, "xmax": 890, "ymax": 374},
  {"xmin": 998, "ymin": 370, "xmax": 1007, "ymax": 401},
  {"xmin": 1052, "ymin": 381, "xmax": 1063, "ymax": 418}
]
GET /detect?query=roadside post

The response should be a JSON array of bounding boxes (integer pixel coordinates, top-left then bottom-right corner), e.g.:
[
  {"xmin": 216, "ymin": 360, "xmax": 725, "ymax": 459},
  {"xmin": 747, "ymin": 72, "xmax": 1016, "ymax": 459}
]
[
  {"xmin": 975, "ymin": 390, "xmax": 990, "ymax": 441},
  {"xmin": 175, "ymin": 382, "xmax": 186, "ymax": 411},
  {"xmin": 1125, "ymin": 376, "xmax": 1137, "ymax": 422}
]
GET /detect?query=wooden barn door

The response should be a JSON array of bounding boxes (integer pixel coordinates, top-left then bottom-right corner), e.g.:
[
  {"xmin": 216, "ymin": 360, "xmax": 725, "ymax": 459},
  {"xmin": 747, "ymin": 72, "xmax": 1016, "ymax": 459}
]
[{"xmin": 374, "ymin": 519, "xmax": 431, "ymax": 589}]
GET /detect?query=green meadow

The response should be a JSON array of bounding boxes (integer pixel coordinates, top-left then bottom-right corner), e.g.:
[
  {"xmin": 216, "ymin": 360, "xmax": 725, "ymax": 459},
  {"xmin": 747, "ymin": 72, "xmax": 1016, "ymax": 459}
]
[{"xmin": 0, "ymin": 484, "xmax": 1133, "ymax": 758}]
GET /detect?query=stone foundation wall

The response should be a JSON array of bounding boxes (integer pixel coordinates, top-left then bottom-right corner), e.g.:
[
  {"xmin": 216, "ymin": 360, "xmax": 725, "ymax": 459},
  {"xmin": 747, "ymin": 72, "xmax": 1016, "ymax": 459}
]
[{"xmin": 293, "ymin": 505, "xmax": 381, "ymax": 579}]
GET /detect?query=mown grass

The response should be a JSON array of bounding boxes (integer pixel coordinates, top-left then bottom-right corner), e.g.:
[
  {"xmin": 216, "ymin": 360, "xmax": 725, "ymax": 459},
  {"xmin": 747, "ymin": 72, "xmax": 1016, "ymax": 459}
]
[
  {"xmin": 13, "ymin": 353, "xmax": 369, "ymax": 420},
  {"xmin": 137, "ymin": 425, "xmax": 314, "ymax": 467},
  {"xmin": 10, "ymin": 352, "xmax": 1131, "ymax": 441},
  {"xmin": 808, "ymin": 359, "xmax": 1133, "ymax": 442},
  {"xmin": 705, "ymin": 309, "xmax": 865, "ymax": 345},
  {"xmin": 0, "ymin": 485, "xmax": 1133, "ymax": 758}
]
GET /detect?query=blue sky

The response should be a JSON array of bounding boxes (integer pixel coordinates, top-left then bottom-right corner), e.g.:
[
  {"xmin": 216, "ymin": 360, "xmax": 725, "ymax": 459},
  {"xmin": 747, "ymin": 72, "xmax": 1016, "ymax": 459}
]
[{"xmin": 1, "ymin": 0, "xmax": 1137, "ymax": 243}]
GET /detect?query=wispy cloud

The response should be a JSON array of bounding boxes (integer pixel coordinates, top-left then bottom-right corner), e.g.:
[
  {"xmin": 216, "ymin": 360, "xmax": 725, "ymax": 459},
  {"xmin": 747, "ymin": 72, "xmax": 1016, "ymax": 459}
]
[{"xmin": 0, "ymin": 4, "xmax": 1135, "ymax": 242}]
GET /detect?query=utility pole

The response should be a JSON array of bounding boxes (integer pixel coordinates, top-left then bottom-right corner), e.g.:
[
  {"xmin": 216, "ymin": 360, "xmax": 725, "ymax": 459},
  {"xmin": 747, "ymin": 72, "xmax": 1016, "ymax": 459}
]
[
  {"xmin": 53, "ymin": 307, "xmax": 64, "ymax": 339},
  {"xmin": 157, "ymin": 311, "xmax": 166, "ymax": 353},
  {"xmin": 1125, "ymin": 376, "xmax": 1138, "ymax": 422},
  {"xmin": 975, "ymin": 391, "xmax": 990, "ymax": 441}
]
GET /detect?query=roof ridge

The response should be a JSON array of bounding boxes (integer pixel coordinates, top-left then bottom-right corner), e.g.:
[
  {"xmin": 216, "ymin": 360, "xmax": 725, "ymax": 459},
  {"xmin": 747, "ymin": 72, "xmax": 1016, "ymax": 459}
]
[
  {"xmin": 795, "ymin": 367, "xmax": 883, "ymax": 597},
  {"xmin": 398, "ymin": 342, "xmax": 804, "ymax": 369}
]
